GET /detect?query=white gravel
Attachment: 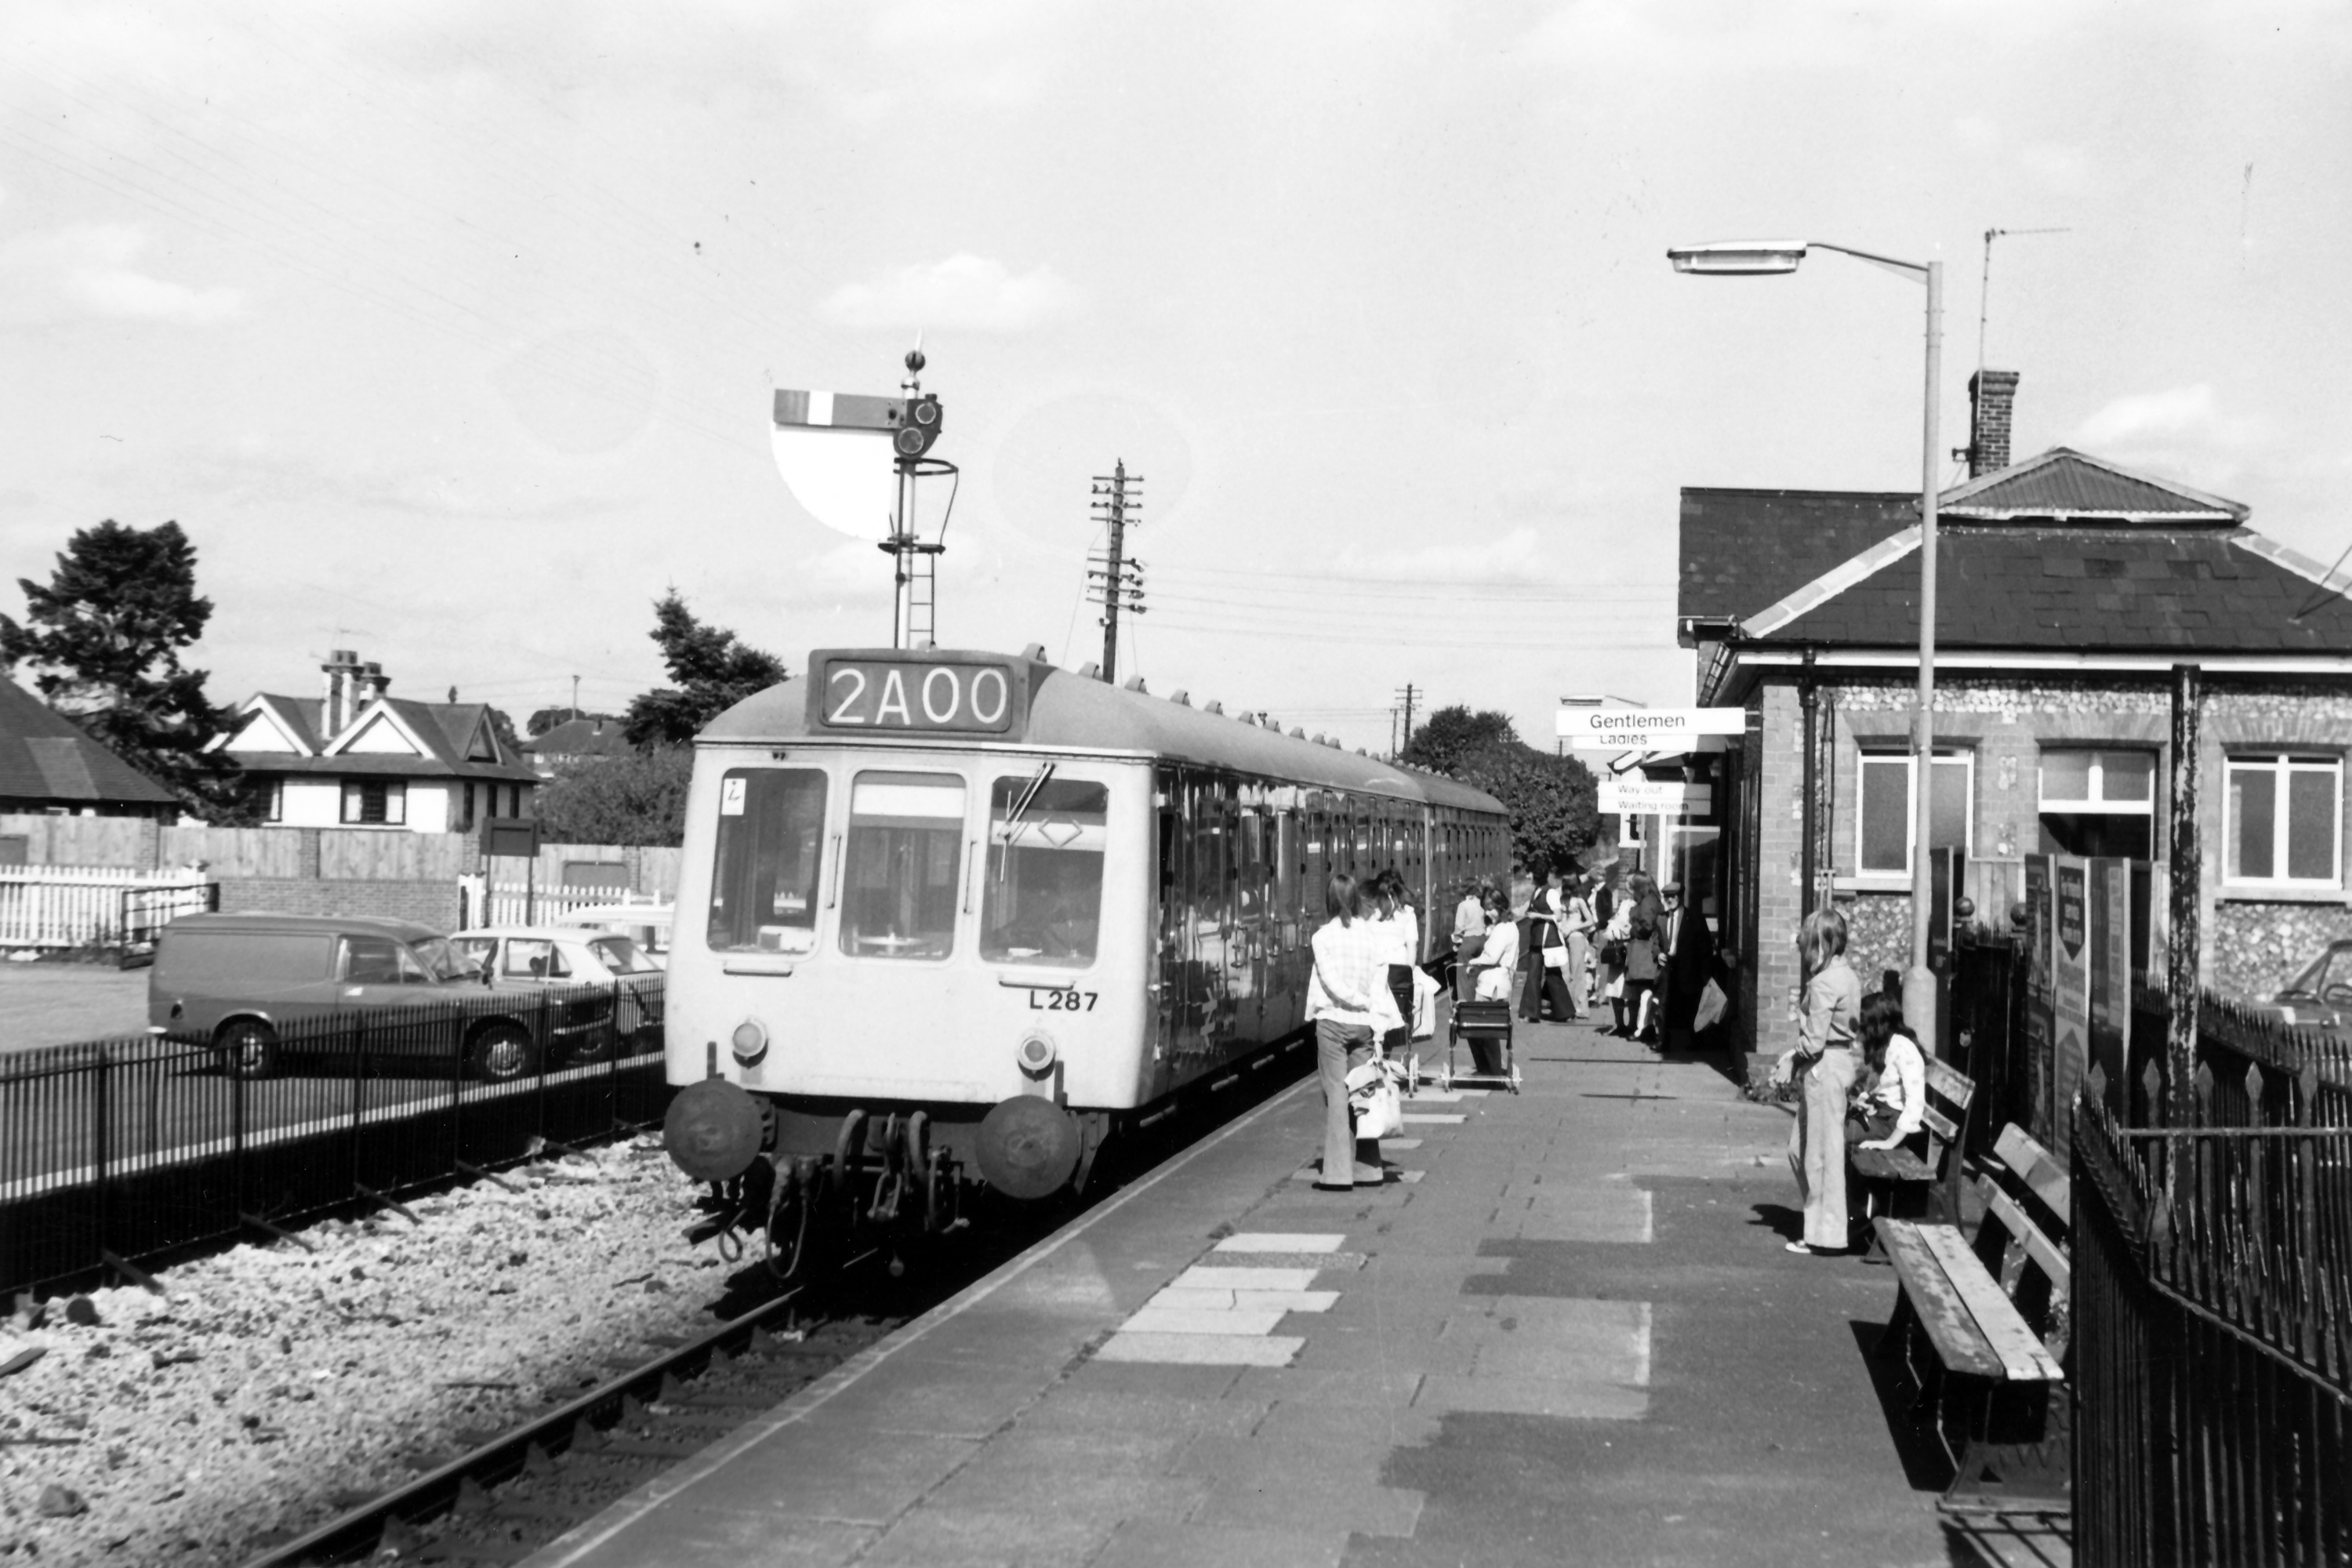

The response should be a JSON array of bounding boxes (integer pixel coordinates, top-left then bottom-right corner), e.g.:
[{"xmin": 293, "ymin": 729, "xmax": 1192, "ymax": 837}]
[{"xmin": 0, "ymin": 1134, "xmax": 738, "ymax": 1564}]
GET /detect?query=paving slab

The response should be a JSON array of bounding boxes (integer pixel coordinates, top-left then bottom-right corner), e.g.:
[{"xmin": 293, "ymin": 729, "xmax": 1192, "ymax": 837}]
[{"xmin": 525, "ymin": 1017, "xmax": 2068, "ymax": 1568}]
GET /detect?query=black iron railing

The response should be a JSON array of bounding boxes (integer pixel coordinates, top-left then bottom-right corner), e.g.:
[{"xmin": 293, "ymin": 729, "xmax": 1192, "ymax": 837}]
[
  {"xmin": 2073, "ymin": 1091, "xmax": 2352, "ymax": 1567},
  {"xmin": 0, "ymin": 978, "xmax": 669, "ymax": 1301}
]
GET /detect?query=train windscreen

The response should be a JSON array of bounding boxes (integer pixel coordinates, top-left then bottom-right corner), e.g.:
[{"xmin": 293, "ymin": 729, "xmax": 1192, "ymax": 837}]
[
  {"xmin": 840, "ymin": 771, "xmax": 966, "ymax": 960},
  {"xmin": 982, "ymin": 776, "xmax": 1108, "ymax": 967},
  {"xmin": 708, "ymin": 768, "xmax": 829, "ymax": 956}
]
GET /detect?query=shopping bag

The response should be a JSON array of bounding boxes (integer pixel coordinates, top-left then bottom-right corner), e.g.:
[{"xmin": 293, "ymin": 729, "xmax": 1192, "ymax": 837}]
[
  {"xmin": 1346, "ymin": 1059, "xmax": 1406, "ymax": 1140},
  {"xmin": 1694, "ymin": 977, "xmax": 1729, "ymax": 1032},
  {"xmin": 1543, "ymin": 944, "xmax": 1569, "ymax": 971},
  {"xmin": 1410, "ymin": 964, "xmax": 1440, "ymax": 1040}
]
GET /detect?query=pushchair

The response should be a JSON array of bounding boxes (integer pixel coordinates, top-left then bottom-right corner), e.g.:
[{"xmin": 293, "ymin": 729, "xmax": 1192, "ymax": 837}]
[{"xmin": 1442, "ymin": 996, "xmax": 1519, "ymax": 1092}]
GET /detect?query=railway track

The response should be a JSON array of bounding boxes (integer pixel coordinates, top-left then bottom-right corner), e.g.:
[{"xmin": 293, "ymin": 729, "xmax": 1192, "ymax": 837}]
[
  {"xmin": 240, "ymin": 1045, "xmax": 1313, "ymax": 1567},
  {"xmin": 243, "ymin": 1247, "xmax": 904, "ymax": 1567}
]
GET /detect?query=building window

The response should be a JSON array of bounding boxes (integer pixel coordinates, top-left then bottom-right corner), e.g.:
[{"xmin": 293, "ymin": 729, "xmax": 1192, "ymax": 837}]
[
  {"xmin": 2038, "ymin": 749, "xmax": 2154, "ymax": 860},
  {"xmin": 341, "ymin": 779, "xmax": 407, "ymax": 826},
  {"xmin": 456, "ymin": 782, "xmax": 475, "ymax": 833},
  {"xmin": 1856, "ymin": 749, "xmax": 1972, "ymax": 877},
  {"xmin": 252, "ymin": 777, "xmax": 285, "ymax": 824},
  {"xmin": 2225, "ymin": 754, "xmax": 2341, "ymax": 888}
]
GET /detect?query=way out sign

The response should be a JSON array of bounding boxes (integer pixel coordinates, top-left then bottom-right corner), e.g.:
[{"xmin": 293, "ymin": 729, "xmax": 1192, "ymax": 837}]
[{"xmin": 1557, "ymin": 707, "xmax": 1745, "ymax": 751}]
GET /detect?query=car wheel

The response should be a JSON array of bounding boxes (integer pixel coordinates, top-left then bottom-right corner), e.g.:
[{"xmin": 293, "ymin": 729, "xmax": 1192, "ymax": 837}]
[
  {"xmin": 215, "ymin": 1019, "xmax": 279, "ymax": 1080},
  {"xmin": 467, "ymin": 1021, "xmax": 539, "ymax": 1082}
]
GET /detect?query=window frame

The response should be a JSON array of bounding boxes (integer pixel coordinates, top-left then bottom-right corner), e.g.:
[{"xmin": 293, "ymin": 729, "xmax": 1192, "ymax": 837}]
[
  {"xmin": 978, "ymin": 771, "xmax": 1111, "ymax": 972},
  {"xmin": 340, "ymin": 778, "xmax": 407, "ymax": 826},
  {"xmin": 2223, "ymin": 752, "xmax": 2343, "ymax": 891},
  {"xmin": 1853, "ymin": 746, "xmax": 1974, "ymax": 881},
  {"xmin": 2037, "ymin": 749, "xmax": 2158, "ymax": 815}
]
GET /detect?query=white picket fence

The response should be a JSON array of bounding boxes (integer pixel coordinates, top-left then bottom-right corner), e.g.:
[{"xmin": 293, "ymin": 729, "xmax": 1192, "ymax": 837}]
[
  {"xmin": 470, "ymin": 881, "xmax": 666, "ymax": 931},
  {"xmin": 0, "ymin": 866, "xmax": 209, "ymax": 949}
]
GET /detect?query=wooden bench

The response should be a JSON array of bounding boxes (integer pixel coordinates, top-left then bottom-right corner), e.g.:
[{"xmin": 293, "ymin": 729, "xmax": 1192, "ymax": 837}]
[
  {"xmin": 1987, "ymin": 1122, "xmax": 2069, "ymax": 1241},
  {"xmin": 1850, "ymin": 1055, "xmax": 1975, "ymax": 1227},
  {"xmin": 1874, "ymin": 1165, "xmax": 2071, "ymax": 1515}
]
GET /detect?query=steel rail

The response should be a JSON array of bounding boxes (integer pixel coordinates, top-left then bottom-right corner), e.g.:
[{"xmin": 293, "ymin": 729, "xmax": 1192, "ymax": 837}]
[{"xmin": 239, "ymin": 1251, "xmax": 874, "ymax": 1568}]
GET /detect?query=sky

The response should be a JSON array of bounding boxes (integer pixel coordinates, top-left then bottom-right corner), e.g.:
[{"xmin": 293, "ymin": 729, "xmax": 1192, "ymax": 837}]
[{"xmin": 2, "ymin": 0, "xmax": 2347, "ymax": 753}]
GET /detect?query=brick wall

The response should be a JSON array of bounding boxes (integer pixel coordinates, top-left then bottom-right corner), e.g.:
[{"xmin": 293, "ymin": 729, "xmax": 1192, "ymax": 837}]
[
  {"xmin": 1748, "ymin": 680, "xmax": 1808, "ymax": 1065},
  {"xmin": 213, "ymin": 878, "xmax": 463, "ymax": 932}
]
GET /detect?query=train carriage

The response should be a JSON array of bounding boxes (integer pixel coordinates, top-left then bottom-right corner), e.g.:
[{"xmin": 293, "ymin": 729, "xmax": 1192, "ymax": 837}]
[{"xmin": 662, "ymin": 645, "xmax": 1508, "ymax": 1263}]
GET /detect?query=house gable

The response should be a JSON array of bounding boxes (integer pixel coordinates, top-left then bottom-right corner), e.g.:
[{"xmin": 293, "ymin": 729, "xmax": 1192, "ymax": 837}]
[
  {"xmin": 225, "ymin": 706, "xmax": 310, "ymax": 755},
  {"xmin": 1939, "ymin": 447, "xmax": 2248, "ymax": 524},
  {"xmin": 329, "ymin": 704, "xmax": 431, "ymax": 758},
  {"xmin": 463, "ymin": 715, "xmax": 500, "ymax": 764}
]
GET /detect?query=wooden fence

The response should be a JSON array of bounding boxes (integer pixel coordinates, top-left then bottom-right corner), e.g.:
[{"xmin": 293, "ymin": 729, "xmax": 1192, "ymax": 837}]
[{"xmin": 0, "ymin": 868, "xmax": 212, "ymax": 949}]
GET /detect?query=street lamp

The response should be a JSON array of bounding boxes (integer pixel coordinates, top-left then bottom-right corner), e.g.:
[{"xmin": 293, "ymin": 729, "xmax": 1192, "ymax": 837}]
[{"xmin": 1668, "ymin": 237, "xmax": 1944, "ymax": 1033}]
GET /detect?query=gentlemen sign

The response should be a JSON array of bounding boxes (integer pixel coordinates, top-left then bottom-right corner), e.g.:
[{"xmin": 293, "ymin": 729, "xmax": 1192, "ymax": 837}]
[
  {"xmin": 1558, "ymin": 707, "xmax": 1744, "ymax": 750},
  {"xmin": 808, "ymin": 651, "xmax": 1023, "ymax": 735},
  {"xmin": 1598, "ymin": 779, "xmax": 1714, "ymax": 815}
]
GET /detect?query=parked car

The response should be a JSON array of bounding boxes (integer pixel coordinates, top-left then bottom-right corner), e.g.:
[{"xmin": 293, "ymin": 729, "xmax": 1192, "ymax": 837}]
[
  {"xmin": 148, "ymin": 913, "xmax": 612, "ymax": 1081},
  {"xmin": 2253, "ymin": 939, "xmax": 2352, "ymax": 1033},
  {"xmin": 448, "ymin": 924, "xmax": 666, "ymax": 1050},
  {"xmin": 555, "ymin": 902, "xmax": 672, "ymax": 967}
]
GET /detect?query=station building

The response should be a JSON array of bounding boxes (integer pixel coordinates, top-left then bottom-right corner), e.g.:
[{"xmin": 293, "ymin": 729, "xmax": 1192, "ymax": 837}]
[{"xmin": 1676, "ymin": 372, "xmax": 2352, "ymax": 1069}]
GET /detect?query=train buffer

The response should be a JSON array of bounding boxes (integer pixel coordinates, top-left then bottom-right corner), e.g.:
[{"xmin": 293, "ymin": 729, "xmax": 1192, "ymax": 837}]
[{"xmin": 519, "ymin": 1020, "xmax": 2070, "ymax": 1567}]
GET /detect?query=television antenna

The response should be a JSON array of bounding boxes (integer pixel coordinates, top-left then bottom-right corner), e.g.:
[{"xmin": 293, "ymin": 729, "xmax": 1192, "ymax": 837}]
[{"xmin": 1977, "ymin": 227, "xmax": 2071, "ymax": 376}]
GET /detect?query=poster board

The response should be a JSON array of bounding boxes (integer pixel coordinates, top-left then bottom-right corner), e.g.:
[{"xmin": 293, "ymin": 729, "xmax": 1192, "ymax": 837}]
[
  {"xmin": 2088, "ymin": 858, "xmax": 2132, "ymax": 1122},
  {"xmin": 2050, "ymin": 855, "xmax": 2092, "ymax": 1165},
  {"xmin": 2021, "ymin": 854, "xmax": 2054, "ymax": 1147}
]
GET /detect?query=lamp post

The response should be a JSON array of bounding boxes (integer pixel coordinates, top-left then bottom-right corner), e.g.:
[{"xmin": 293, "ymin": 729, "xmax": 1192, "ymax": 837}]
[{"xmin": 1668, "ymin": 238, "xmax": 1943, "ymax": 1038}]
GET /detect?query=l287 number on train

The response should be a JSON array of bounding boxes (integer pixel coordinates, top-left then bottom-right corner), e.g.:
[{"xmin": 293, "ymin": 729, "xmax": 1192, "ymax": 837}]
[{"xmin": 1025, "ymin": 988, "xmax": 1098, "ymax": 1011}]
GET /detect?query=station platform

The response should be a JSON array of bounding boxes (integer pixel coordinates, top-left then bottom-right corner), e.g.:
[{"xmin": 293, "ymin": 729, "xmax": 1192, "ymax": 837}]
[{"xmin": 524, "ymin": 1022, "xmax": 2071, "ymax": 1568}]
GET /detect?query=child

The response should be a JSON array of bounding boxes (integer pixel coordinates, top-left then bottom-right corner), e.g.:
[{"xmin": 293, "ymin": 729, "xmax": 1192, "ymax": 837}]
[{"xmin": 1849, "ymin": 993, "xmax": 1926, "ymax": 1156}]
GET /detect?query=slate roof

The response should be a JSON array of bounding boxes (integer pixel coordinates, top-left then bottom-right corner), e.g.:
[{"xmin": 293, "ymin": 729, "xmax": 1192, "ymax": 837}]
[
  {"xmin": 225, "ymin": 694, "xmax": 538, "ymax": 782},
  {"xmin": 1767, "ymin": 526, "xmax": 2352, "ymax": 652},
  {"xmin": 1940, "ymin": 448, "xmax": 2248, "ymax": 524},
  {"xmin": 1679, "ymin": 488, "xmax": 1918, "ymax": 622},
  {"xmin": 0, "ymin": 679, "xmax": 176, "ymax": 808}
]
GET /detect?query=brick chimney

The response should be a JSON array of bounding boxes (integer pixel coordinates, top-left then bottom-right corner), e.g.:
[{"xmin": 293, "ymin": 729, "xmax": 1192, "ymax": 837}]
[
  {"xmin": 1968, "ymin": 369, "xmax": 2020, "ymax": 478},
  {"xmin": 320, "ymin": 648, "xmax": 361, "ymax": 737}
]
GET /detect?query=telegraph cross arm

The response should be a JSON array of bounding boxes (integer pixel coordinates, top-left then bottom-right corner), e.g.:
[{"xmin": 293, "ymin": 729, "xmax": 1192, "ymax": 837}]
[{"xmin": 1557, "ymin": 706, "xmax": 1745, "ymax": 750}]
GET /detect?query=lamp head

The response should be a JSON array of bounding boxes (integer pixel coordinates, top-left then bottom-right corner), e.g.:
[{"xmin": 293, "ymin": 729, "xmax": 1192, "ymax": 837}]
[{"xmin": 1666, "ymin": 240, "xmax": 1808, "ymax": 275}]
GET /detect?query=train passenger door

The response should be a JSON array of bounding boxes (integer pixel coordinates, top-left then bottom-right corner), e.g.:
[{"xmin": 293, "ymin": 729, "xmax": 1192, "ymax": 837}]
[{"xmin": 1153, "ymin": 768, "xmax": 1185, "ymax": 1069}]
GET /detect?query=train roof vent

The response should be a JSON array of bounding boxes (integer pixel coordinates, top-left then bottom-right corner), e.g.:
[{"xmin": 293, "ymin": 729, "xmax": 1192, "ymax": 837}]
[
  {"xmin": 1018, "ymin": 642, "xmax": 1047, "ymax": 662},
  {"xmin": 1123, "ymin": 676, "xmax": 1148, "ymax": 694},
  {"xmin": 1289, "ymin": 726, "xmax": 1305, "ymax": 739},
  {"xmin": 1203, "ymin": 699, "xmax": 1223, "ymax": 715},
  {"xmin": 1077, "ymin": 661, "xmax": 1102, "ymax": 680},
  {"xmin": 1169, "ymin": 689, "xmax": 1190, "ymax": 706}
]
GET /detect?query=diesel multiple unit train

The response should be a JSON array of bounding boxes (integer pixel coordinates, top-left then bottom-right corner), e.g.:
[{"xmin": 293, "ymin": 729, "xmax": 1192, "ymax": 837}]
[{"xmin": 661, "ymin": 645, "xmax": 1509, "ymax": 1269}]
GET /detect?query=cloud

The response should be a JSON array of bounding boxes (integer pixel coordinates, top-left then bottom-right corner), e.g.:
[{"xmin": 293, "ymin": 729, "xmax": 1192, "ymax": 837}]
[
  {"xmin": 820, "ymin": 253, "xmax": 1078, "ymax": 334},
  {"xmin": 0, "ymin": 223, "xmax": 243, "ymax": 325},
  {"xmin": 2072, "ymin": 384, "xmax": 2264, "ymax": 489},
  {"xmin": 1338, "ymin": 525, "xmax": 1560, "ymax": 585},
  {"xmin": 2018, "ymin": 143, "xmax": 2090, "ymax": 194}
]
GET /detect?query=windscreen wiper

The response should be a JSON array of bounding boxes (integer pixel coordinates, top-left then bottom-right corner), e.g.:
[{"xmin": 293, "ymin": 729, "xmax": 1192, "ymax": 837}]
[{"xmin": 998, "ymin": 761, "xmax": 1057, "ymax": 871}]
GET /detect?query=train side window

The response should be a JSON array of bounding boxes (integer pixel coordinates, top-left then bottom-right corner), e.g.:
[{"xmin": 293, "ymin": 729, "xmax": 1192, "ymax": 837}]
[
  {"xmin": 708, "ymin": 768, "xmax": 829, "ymax": 956},
  {"xmin": 840, "ymin": 771, "xmax": 966, "ymax": 960},
  {"xmin": 982, "ymin": 777, "xmax": 1109, "ymax": 968}
]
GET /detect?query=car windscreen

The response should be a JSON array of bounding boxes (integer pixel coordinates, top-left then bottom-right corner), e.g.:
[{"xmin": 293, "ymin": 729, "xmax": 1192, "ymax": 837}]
[
  {"xmin": 588, "ymin": 936, "xmax": 660, "ymax": 975},
  {"xmin": 409, "ymin": 937, "xmax": 472, "ymax": 982}
]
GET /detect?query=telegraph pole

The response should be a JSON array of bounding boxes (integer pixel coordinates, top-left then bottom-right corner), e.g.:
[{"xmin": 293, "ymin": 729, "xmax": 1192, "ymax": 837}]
[
  {"xmin": 1087, "ymin": 462, "xmax": 1145, "ymax": 682},
  {"xmin": 1394, "ymin": 684, "xmax": 1419, "ymax": 755}
]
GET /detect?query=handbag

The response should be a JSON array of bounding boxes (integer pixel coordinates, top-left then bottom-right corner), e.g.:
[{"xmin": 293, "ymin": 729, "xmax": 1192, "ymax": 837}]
[
  {"xmin": 1346, "ymin": 1059, "xmax": 1406, "ymax": 1140},
  {"xmin": 1599, "ymin": 938, "xmax": 1628, "ymax": 967},
  {"xmin": 1543, "ymin": 944, "xmax": 1569, "ymax": 971},
  {"xmin": 1694, "ymin": 976, "xmax": 1729, "ymax": 1031}
]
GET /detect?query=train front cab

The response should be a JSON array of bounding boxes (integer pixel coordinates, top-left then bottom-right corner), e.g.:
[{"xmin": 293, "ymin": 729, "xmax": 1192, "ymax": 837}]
[{"xmin": 663, "ymin": 741, "xmax": 1157, "ymax": 1215}]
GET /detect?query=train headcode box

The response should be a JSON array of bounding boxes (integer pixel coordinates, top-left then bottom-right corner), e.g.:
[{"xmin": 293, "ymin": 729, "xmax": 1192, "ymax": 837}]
[{"xmin": 807, "ymin": 650, "xmax": 1037, "ymax": 738}]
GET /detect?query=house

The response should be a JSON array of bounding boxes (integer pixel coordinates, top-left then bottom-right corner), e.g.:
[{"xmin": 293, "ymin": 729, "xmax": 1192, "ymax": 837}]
[
  {"xmin": 212, "ymin": 650, "xmax": 540, "ymax": 833},
  {"xmin": 520, "ymin": 714, "xmax": 634, "ymax": 779},
  {"xmin": 1675, "ymin": 371, "xmax": 2352, "ymax": 1069},
  {"xmin": 0, "ymin": 677, "xmax": 179, "ymax": 819}
]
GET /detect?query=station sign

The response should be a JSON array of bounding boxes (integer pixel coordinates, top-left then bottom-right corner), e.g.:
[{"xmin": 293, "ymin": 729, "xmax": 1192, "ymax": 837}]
[
  {"xmin": 1558, "ymin": 706, "xmax": 1745, "ymax": 751},
  {"xmin": 1598, "ymin": 780, "xmax": 1713, "ymax": 816},
  {"xmin": 808, "ymin": 650, "xmax": 1029, "ymax": 736}
]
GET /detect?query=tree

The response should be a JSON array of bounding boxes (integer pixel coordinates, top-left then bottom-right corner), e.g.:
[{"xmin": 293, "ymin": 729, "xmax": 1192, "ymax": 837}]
[
  {"xmin": 528, "ymin": 706, "xmax": 615, "ymax": 737},
  {"xmin": 1404, "ymin": 704, "xmax": 1599, "ymax": 875},
  {"xmin": 0, "ymin": 519, "xmax": 245, "ymax": 818},
  {"xmin": 622, "ymin": 591, "xmax": 789, "ymax": 746},
  {"xmin": 532, "ymin": 746, "xmax": 694, "ymax": 846}
]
